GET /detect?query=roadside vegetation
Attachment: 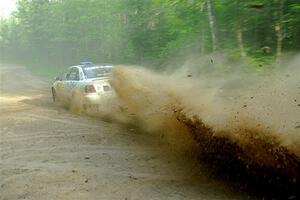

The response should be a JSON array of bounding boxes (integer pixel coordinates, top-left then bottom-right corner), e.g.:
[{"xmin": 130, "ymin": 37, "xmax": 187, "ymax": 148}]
[{"xmin": 0, "ymin": 0, "xmax": 300, "ymax": 75}]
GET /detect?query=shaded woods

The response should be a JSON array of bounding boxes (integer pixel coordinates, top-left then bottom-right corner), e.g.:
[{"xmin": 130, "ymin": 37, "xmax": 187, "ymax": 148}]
[{"xmin": 0, "ymin": 0, "xmax": 299, "ymax": 69}]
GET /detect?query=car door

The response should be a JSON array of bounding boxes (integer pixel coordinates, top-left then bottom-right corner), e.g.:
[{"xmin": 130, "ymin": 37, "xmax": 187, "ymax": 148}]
[
  {"xmin": 67, "ymin": 67, "xmax": 80, "ymax": 99},
  {"xmin": 54, "ymin": 68, "xmax": 72, "ymax": 102},
  {"xmin": 59, "ymin": 67, "xmax": 76, "ymax": 100}
]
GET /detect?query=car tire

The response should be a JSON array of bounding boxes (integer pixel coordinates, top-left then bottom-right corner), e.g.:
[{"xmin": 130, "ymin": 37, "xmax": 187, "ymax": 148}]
[{"xmin": 52, "ymin": 88, "xmax": 56, "ymax": 102}]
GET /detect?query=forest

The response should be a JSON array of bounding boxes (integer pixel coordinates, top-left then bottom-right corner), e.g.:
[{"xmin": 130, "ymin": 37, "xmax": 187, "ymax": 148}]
[{"xmin": 0, "ymin": 0, "xmax": 300, "ymax": 71}]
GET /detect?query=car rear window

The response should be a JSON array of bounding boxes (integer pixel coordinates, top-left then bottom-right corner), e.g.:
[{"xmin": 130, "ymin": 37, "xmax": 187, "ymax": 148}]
[
  {"xmin": 103, "ymin": 85, "xmax": 111, "ymax": 92},
  {"xmin": 83, "ymin": 66, "xmax": 112, "ymax": 79}
]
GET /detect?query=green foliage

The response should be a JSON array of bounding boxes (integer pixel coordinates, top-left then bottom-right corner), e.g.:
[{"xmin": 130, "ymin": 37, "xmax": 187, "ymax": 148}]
[{"xmin": 0, "ymin": 0, "xmax": 299, "ymax": 71}]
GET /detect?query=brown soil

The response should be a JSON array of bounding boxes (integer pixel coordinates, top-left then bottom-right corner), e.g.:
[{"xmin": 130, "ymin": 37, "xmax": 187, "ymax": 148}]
[{"xmin": 0, "ymin": 64, "xmax": 255, "ymax": 200}]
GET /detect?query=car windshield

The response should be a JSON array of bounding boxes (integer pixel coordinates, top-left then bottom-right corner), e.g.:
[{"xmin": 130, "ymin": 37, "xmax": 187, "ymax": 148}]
[{"xmin": 83, "ymin": 66, "xmax": 112, "ymax": 79}]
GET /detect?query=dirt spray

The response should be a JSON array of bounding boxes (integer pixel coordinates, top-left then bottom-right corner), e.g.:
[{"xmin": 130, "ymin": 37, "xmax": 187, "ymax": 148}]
[{"xmin": 109, "ymin": 55, "xmax": 300, "ymax": 198}]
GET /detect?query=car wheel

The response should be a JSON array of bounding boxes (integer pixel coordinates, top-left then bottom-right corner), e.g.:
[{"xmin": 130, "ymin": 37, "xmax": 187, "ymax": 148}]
[{"xmin": 52, "ymin": 88, "xmax": 56, "ymax": 102}]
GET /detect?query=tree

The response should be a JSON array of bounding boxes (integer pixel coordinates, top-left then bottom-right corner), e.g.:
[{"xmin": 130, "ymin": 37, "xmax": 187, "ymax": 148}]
[
  {"xmin": 207, "ymin": 0, "xmax": 218, "ymax": 51},
  {"xmin": 275, "ymin": 0, "xmax": 285, "ymax": 65},
  {"xmin": 235, "ymin": 0, "xmax": 246, "ymax": 57},
  {"xmin": 1, "ymin": 0, "xmax": 300, "ymax": 69}
]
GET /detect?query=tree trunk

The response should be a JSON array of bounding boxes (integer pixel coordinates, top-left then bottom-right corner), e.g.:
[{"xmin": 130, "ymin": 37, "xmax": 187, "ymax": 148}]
[
  {"xmin": 207, "ymin": 0, "xmax": 218, "ymax": 51},
  {"xmin": 275, "ymin": 0, "xmax": 285, "ymax": 65},
  {"xmin": 200, "ymin": 28, "xmax": 205, "ymax": 55},
  {"xmin": 236, "ymin": 22, "xmax": 246, "ymax": 57},
  {"xmin": 235, "ymin": 0, "xmax": 246, "ymax": 57}
]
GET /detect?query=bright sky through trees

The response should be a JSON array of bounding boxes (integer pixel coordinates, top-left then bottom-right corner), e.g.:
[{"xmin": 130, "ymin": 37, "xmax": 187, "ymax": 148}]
[{"xmin": 0, "ymin": 0, "xmax": 16, "ymax": 18}]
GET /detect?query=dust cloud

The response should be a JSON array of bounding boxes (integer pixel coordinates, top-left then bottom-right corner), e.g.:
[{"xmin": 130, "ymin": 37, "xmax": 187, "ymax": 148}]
[{"xmin": 108, "ymin": 55, "xmax": 300, "ymax": 197}]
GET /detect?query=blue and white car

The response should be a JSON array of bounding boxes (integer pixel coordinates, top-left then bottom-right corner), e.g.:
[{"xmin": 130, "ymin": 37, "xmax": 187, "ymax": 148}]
[{"xmin": 51, "ymin": 62, "xmax": 114, "ymax": 111}]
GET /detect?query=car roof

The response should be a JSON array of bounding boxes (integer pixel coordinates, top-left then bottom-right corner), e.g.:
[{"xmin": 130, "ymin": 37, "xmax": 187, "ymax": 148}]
[
  {"xmin": 68, "ymin": 63, "xmax": 113, "ymax": 70},
  {"xmin": 79, "ymin": 61, "xmax": 94, "ymax": 66},
  {"xmin": 80, "ymin": 64, "xmax": 113, "ymax": 69}
]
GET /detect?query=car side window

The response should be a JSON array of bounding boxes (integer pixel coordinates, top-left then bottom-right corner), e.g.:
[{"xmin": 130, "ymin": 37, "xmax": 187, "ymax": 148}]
[{"xmin": 68, "ymin": 68, "xmax": 80, "ymax": 81}]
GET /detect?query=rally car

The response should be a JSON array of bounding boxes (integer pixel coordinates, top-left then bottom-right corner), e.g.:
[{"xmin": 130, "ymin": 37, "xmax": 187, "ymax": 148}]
[{"xmin": 52, "ymin": 62, "xmax": 114, "ymax": 111}]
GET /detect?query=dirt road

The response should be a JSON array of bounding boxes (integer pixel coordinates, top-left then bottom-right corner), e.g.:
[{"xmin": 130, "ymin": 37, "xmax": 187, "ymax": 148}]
[{"xmin": 0, "ymin": 64, "xmax": 256, "ymax": 200}]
